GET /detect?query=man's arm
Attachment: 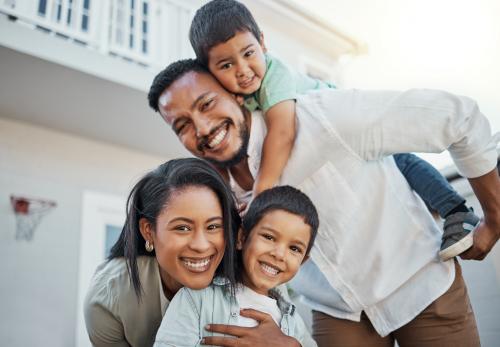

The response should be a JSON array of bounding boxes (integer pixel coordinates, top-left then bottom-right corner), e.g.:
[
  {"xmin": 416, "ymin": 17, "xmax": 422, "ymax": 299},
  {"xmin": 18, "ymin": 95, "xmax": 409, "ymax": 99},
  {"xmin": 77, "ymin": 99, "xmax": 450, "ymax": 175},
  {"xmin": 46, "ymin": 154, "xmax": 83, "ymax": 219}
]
[
  {"xmin": 202, "ymin": 309, "xmax": 301, "ymax": 347},
  {"xmin": 461, "ymin": 167, "xmax": 500, "ymax": 260}
]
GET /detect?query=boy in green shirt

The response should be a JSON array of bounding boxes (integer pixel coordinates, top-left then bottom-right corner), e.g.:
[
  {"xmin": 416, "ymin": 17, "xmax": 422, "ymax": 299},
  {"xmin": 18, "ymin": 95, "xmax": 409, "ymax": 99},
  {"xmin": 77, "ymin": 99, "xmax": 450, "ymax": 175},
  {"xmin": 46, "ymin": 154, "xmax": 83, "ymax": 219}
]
[{"xmin": 187, "ymin": 0, "xmax": 480, "ymax": 260}]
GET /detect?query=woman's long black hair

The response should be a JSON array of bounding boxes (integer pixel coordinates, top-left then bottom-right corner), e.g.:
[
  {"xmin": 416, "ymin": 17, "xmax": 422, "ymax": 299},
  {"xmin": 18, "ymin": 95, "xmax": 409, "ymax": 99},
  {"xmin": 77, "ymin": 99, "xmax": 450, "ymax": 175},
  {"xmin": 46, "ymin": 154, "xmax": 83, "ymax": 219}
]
[{"xmin": 108, "ymin": 158, "xmax": 240, "ymax": 299}]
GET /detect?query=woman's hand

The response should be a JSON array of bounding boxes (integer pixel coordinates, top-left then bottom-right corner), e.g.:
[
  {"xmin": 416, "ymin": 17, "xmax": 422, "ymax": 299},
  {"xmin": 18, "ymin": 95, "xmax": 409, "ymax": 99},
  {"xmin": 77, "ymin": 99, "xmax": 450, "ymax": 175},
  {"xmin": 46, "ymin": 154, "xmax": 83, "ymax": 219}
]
[{"xmin": 201, "ymin": 309, "xmax": 300, "ymax": 347}]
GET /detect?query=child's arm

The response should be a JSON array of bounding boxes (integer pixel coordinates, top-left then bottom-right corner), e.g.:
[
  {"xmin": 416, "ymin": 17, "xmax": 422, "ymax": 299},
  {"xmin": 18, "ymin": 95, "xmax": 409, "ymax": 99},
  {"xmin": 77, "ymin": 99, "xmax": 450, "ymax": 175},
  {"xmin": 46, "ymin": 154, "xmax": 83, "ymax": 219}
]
[
  {"xmin": 254, "ymin": 100, "xmax": 296, "ymax": 196},
  {"xmin": 154, "ymin": 288, "xmax": 202, "ymax": 347},
  {"xmin": 393, "ymin": 153, "xmax": 467, "ymax": 218}
]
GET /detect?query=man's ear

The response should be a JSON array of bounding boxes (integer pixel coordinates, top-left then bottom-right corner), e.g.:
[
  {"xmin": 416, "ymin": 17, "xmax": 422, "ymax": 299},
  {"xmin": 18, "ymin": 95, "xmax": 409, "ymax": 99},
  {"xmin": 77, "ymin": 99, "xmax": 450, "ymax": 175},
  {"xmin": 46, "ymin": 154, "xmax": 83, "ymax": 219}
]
[
  {"xmin": 139, "ymin": 218, "xmax": 154, "ymax": 243},
  {"xmin": 259, "ymin": 32, "xmax": 267, "ymax": 53},
  {"xmin": 236, "ymin": 228, "xmax": 245, "ymax": 250},
  {"xmin": 231, "ymin": 94, "xmax": 245, "ymax": 106},
  {"xmin": 301, "ymin": 254, "xmax": 310, "ymax": 265}
]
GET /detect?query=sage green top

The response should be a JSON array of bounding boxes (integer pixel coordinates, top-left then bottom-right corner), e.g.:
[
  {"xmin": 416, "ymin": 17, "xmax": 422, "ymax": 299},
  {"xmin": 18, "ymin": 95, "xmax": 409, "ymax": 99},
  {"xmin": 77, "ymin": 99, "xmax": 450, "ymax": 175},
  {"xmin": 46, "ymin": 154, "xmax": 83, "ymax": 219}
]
[
  {"xmin": 84, "ymin": 256, "xmax": 169, "ymax": 347},
  {"xmin": 243, "ymin": 53, "xmax": 336, "ymax": 113}
]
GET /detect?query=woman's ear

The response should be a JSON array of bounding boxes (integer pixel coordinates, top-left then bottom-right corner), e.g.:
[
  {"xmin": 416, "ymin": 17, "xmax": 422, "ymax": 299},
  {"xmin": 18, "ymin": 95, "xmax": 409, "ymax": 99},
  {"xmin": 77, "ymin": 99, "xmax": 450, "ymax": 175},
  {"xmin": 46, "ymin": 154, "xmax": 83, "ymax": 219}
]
[
  {"xmin": 139, "ymin": 218, "xmax": 153, "ymax": 243},
  {"xmin": 236, "ymin": 228, "xmax": 245, "ymax": 250},
  {"xmin": 259, "ymin": 32, "xmax": 267, "ymax": 53}
]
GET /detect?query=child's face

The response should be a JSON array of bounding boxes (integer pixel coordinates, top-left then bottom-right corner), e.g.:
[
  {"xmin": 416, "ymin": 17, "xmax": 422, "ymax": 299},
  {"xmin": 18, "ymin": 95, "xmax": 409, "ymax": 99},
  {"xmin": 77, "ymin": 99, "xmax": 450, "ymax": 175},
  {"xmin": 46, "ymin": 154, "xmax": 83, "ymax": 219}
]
[
  {"xmin": 207, "ymin": 31, "xmax": 267, "ymax": 95},
  {"xmin": 238, "ymin": 210, "xmax": 311, "ymax": 295}
]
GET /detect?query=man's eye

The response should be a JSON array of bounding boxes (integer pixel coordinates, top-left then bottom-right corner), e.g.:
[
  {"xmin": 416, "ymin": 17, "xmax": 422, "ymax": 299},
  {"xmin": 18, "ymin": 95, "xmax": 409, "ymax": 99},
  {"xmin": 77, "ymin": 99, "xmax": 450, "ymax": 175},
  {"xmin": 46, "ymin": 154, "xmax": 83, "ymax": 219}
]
[
  {"xmin": 201, "ymin": 99, "xmax": 214, "ymax": 111},
  {"xmin": 244, "ymin": 50, "xmax": 254, "ymax": 57},
  {"xmin": 221, "ymin": 63, "xmax": 232, "ymax": 70},
  {"xmin": 175, "ymin": 122, "xmax": 190, "ymax": 134},
  {"xmin": 290, "ymin": 245, "xmax": 303, "ymax": 253}
]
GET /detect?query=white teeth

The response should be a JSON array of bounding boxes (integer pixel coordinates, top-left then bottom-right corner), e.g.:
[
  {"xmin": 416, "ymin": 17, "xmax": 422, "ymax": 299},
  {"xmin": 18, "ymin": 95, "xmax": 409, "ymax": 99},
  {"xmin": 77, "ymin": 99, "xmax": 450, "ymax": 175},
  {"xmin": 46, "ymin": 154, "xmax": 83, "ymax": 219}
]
[
  {"xmin": 208, "ymin": 127, "xmax": 227, "ymax": 148},
  {"xmin": 260, "ymin": 263, "xmax": 279, "ymax": 276},
  {"xmin": 183, "ymin": 257, "xmax": 211, "ymax": 269}
]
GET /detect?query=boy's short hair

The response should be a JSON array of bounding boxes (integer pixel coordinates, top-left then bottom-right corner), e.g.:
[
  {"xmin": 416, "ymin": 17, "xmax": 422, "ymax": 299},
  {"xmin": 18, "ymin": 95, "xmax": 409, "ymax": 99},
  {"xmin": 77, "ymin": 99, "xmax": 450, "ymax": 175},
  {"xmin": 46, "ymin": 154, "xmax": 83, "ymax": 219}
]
[
  {"xmin": 189, "ymin": 0, "xmax": 261, "ymax": 67},
  {"xmin": 148, "ymin": 59, "xmax": 207, "ymax": 112},
  {"xmin": 242, "ymin": 185, "xmax": 319, "ymax": 255}
]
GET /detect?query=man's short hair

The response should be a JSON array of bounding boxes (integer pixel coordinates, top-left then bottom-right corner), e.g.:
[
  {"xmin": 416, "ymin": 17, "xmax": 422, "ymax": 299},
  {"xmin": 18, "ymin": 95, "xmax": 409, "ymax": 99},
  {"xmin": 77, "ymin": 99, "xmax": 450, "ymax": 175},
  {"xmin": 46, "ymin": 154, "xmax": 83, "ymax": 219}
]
[
  {"xmin": 147, "ymin": 59, "xmax": 207, "ymax": 112},
  {"xmin": 242, "ymin": 185, "xmax": 319, "ymax": 255},
  {"xmin": 189, "ymin": 0, "xmax": 261, "ymax": 67}
]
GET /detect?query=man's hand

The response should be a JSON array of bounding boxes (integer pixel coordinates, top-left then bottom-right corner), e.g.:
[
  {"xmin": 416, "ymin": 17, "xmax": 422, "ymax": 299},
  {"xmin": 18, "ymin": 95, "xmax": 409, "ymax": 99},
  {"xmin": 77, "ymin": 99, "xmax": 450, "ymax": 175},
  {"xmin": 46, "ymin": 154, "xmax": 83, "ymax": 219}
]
[
  {"xmin": 201, "ymin": 309, "xmax": 300, "ymax": 347},
  {"xmin": 462, "ymin": 168, "xmax": 500, "ymax": 260},
  {"xmin": 460, "ymin": 219, "xmax": 500, "ymax": 260}
]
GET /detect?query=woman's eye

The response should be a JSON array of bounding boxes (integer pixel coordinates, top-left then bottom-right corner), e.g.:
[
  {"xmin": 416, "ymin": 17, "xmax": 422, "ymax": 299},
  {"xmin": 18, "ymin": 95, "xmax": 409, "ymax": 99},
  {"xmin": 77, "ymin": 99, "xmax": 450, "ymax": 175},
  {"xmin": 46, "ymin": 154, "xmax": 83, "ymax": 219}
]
[
  {"xmin": 290, "ymin": 245, "xmax": 303, "ymax": 254},
  {"xmin": 244, "ymin": 50, "xmax": 254, "ymax": 57},
  {"xmin": 262, "ymin": 233, "xmax": 274, "ymax": 241},
  {"xmin": 175, "ymin": 225, "xmax": 190, "ymax": 232},
  {"xmin": 221, "ymin": 63, "xmax": 232, "ymax": 70},
  {"xmin": 207, "ymin": 223, "xmax": 222, "ymax": 231}
]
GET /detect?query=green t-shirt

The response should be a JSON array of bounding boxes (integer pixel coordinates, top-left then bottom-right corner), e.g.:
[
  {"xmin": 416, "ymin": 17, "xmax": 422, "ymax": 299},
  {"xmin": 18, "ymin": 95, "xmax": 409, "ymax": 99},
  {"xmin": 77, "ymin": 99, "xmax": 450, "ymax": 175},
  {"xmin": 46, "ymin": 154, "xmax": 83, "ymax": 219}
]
[{"xmin": 244, "ymin": 53, "xmax": 336, "ymax": 113}]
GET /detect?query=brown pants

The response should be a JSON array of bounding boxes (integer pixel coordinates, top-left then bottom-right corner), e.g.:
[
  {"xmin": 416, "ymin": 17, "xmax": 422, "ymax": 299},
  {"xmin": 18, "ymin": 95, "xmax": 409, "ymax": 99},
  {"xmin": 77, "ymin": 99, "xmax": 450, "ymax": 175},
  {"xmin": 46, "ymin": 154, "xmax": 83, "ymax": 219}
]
[{"xmin": 312, "ymin": 261, "xmax": 480, "ymax": 347}]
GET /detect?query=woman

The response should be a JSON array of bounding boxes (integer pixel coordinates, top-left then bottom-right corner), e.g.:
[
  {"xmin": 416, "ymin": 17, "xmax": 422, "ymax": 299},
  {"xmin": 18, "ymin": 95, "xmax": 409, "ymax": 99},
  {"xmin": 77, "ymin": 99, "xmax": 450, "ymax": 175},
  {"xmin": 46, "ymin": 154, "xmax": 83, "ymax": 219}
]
[{"xmin": 84, "ymin": 158, "xmax": 240, "ymax": 347}]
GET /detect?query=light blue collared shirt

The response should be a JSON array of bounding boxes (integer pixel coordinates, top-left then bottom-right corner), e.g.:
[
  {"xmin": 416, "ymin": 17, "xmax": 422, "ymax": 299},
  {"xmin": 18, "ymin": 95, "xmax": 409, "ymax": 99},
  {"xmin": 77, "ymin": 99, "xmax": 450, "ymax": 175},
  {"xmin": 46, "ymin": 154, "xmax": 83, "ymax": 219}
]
[{"xmin": 154, "ymin": 278, "xmax": 317, "ymax": 347}]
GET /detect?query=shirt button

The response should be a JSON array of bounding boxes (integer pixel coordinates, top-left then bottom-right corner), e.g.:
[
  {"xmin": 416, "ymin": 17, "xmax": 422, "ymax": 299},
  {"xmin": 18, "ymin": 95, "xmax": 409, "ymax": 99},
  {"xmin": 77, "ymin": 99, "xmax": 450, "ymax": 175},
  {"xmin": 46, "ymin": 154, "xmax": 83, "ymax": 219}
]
[{"xmin": 231, "ymin": 312, "xmax": 237, "ymax": 317}]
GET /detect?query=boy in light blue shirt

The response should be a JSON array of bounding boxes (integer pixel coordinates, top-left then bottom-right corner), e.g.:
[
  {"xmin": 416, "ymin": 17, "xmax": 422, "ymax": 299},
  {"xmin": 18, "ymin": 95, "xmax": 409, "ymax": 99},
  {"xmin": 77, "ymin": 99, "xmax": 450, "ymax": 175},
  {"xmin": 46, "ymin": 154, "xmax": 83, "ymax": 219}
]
[
  {"xmin": 154, "ymin": 186, "xmax": 319, "ymax": 347},
  {"xmin": 187, "ymin": 0, "xmax": 480, "ymax": 261}
]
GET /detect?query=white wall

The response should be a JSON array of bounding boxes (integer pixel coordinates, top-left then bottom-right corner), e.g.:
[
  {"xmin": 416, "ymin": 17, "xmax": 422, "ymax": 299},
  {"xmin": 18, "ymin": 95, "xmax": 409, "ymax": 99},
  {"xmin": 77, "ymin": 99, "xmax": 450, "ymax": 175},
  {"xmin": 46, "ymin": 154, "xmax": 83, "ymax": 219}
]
[{"xmin": 0, "ymin": 117, "xmax": 164, "ymax": 347}]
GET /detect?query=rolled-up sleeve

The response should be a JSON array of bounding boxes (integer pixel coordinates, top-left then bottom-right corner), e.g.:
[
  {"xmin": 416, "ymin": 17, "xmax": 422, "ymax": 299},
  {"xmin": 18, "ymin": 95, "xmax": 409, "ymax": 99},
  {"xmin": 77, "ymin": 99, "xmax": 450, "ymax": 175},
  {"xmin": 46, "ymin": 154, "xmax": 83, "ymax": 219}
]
[{"xmin": 301, "ymin": 88, "xmax": 498, "ymax": 178}]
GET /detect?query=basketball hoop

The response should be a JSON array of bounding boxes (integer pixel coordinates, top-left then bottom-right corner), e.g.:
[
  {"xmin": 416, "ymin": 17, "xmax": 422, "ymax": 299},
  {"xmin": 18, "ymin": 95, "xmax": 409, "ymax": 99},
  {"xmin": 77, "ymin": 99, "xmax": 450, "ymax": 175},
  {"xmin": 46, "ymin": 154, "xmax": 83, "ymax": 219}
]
[{"xmin": 10, "ymin": 195, "xmax": 57, "ymax": 241}]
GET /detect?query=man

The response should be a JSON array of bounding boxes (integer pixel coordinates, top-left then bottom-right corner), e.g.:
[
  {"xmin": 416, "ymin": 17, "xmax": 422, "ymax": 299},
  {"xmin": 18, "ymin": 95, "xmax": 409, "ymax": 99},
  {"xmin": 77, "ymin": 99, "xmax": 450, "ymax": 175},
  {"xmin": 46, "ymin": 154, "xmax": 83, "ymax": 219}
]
[{"xmin": 148, "ymin": 59, "xmax": 500, "ymax": 346}]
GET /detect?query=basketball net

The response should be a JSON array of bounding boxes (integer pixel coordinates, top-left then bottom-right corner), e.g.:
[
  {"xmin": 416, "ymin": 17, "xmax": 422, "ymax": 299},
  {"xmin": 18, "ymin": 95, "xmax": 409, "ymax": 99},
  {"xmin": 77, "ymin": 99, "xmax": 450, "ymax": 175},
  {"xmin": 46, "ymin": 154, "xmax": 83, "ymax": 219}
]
[{"xmin": 10, "ymin": 196, "xmax": 56, "ymax": 241}]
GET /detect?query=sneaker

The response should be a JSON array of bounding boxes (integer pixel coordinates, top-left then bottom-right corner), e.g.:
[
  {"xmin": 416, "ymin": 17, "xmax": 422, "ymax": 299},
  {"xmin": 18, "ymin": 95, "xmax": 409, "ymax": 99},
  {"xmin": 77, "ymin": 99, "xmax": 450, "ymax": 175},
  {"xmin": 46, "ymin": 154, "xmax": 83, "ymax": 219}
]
[{"xmin": 439, "ymin": 210, "xmax": 480, "ymax": 261}]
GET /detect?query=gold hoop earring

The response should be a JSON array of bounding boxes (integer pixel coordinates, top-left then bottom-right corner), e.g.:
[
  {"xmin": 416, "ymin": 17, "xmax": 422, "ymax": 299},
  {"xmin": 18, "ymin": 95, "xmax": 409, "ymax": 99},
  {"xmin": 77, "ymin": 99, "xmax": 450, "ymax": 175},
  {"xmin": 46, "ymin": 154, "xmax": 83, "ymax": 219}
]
[{"xmin": 145, "ymin": 240, "xmax": 154, "ymax": 252}]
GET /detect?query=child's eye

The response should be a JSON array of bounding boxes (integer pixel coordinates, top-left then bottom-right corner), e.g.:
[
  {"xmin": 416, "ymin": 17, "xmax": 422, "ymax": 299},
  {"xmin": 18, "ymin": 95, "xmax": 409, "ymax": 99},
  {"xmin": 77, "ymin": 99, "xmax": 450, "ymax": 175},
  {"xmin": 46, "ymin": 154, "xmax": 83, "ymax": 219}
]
[
  {"xmin": 290, "ymin": 245, "xmax": 303, "ymax": 254},
  {"xmin": 244, "ymin": 50, "xmax": 255, "ymax": 57},
  {"xmin": 220, "ymin": 63, "xmax": 232, "ymax": 70}
]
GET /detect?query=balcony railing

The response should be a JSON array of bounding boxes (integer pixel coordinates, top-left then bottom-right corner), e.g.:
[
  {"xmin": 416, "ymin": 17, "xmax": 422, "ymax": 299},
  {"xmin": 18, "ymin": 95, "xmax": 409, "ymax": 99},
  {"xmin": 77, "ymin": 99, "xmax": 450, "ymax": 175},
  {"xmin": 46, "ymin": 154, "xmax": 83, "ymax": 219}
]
[{"xmin": 0, "ymin": 0, "xmax": 196, "ymax": 69}]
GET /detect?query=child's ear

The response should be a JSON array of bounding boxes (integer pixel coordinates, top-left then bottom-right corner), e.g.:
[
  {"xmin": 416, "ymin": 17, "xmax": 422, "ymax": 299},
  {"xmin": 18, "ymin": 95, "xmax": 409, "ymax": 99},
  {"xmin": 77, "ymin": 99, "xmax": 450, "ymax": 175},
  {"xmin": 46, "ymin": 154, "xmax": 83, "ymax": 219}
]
[
  {"xmin": 236, "ymin": 228, "xmax": 245, "ymax": 250},
  {"xmin": 259, "ymin": 32, "xmax": 267, "ymax": 53},
  {"xmin": 301, "ymin": 254, "xmax": 310, "ymax": 265}
]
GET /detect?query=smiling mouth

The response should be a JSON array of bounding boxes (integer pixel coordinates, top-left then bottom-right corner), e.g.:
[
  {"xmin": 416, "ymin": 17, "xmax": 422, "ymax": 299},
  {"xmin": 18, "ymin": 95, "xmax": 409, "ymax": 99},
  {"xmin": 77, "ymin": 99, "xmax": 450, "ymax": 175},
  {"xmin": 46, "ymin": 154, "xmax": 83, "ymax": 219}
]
[
  {"xmin": 198, "ymin": 121, "xmax": 229, "ymax": 152},
  {"xmin": 181, "ymin": 255, "xmax": 215, "ymax": 273},
  {"xmin": 259, "ymin": 261, "xmax": 282, "ymax": 277},
  {"xmin": 239, "ymin": 76, "xmax": 256, "ymax": 88}
]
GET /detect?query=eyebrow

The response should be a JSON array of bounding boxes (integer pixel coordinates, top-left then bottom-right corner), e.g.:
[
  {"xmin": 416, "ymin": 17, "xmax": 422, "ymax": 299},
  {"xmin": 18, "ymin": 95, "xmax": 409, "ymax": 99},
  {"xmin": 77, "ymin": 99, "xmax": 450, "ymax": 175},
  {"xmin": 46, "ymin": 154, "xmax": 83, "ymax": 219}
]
[
  {"xmin": 168, "ymin": 216, "xmax": 223, "ymax": 225},
  {"xmin": 261, "ymin": 226, "xmax": 308, "ymax": 249}
]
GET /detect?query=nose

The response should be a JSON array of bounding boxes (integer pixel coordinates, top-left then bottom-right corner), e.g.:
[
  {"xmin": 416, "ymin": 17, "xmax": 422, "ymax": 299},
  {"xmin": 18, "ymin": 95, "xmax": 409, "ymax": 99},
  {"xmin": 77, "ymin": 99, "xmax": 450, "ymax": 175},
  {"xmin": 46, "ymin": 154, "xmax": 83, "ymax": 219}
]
[
  {"xmin": 270, "ymin": 243, "xmax": 286, "ymax": 261},
  {"xmin": 236, "ymin": 61, "xmax": 250, "ymax": 78},
  {"xmin": 192, "ymin": 113, "xmax": 212, "ymax": 138},
  {"xmin": 189, "ymin": 229, "xmax": 211, "ymax": 253}
]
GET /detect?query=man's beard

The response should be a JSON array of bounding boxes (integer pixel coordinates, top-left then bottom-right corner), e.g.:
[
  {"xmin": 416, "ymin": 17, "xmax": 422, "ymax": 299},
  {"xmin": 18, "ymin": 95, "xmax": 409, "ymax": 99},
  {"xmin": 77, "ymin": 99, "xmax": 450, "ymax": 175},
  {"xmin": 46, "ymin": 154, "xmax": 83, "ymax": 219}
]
[{"xmin": 204, "ymin": 120, "xmax": 250, "ymax": 169}]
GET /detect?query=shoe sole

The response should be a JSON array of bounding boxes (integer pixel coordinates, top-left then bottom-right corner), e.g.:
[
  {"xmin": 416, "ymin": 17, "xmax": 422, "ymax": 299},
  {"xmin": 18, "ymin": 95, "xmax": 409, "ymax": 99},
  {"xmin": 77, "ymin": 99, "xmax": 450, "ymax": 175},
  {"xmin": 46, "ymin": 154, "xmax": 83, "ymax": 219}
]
[{"xmin": 438, "ymin": 228, "xmax": 476, "ymax": 262}]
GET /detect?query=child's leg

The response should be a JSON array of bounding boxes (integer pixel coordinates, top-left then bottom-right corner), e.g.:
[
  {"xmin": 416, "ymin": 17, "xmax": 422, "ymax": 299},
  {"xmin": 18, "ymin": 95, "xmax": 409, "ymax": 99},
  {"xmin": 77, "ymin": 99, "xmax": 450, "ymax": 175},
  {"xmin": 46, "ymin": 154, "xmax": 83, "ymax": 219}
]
[
  {"xmin": 393, "ymin": 153, "xmax": 465, "ymax": 218},
  {"xmin": 393, "ymin": 153, "xmax": 480, "ymax": 261}
]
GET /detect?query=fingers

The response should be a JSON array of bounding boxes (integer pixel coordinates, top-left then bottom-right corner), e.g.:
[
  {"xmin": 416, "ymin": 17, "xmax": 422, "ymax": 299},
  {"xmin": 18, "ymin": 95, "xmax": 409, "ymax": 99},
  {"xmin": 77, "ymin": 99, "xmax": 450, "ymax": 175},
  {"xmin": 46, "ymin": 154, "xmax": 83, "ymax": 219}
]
[
  {"xmin": 205, "ymin": 323, "xmax": 251, "ymax": 337},
  {"xmin": 201, "ymin": 336, "xmax": 238, "ymax": 347},
  {"xmin": 238, "ymin": 308, "xmax": 274, "ymax": 323}
]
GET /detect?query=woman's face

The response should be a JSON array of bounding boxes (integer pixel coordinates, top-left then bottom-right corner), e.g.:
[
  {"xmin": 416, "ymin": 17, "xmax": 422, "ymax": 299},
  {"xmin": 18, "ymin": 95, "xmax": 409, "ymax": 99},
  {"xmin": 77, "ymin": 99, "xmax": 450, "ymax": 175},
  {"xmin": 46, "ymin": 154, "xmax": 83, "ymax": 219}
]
[{"xmin": 146, "ymin": 185, "xmax": 225, "ymax": 295}]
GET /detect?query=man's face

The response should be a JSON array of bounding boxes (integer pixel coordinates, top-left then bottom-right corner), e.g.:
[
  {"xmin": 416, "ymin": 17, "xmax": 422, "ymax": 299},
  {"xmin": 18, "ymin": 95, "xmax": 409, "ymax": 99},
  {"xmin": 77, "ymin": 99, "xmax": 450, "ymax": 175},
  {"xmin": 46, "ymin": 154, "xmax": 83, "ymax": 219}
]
[{"xmin": 158, "ymin": 71, "xmax": 250, "ymax": 167}]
